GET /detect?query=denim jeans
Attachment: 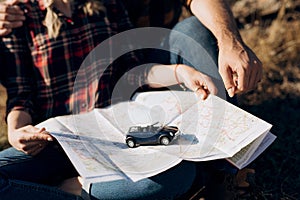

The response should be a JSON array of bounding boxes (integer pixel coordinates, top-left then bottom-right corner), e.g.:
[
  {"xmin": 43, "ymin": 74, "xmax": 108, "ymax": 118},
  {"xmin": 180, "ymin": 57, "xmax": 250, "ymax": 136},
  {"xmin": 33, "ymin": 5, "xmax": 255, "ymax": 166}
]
[
  {"xmin": 89, "ymin": 161, "xmax": 198, "ymax": 200},
  {"xmin": 0, "ymin": 143, "xmax": 82, "ymax": 200},
  {"xmin": 0, "ymin": 142, "xmax": 199, "ymax": 200},
  {"xmin": 143, "ymin": 16, "xmax": 229, "ymax": 100},
  {"xmin": 169, "ymin": 16, "xmax": 230, "ymax": 100}
]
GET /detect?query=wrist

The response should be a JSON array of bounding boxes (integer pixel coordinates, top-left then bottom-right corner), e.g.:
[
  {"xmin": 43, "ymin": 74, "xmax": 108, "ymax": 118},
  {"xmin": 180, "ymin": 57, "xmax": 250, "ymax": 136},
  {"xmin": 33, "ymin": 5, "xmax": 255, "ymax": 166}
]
[
  {"xmin": 7, "ymin": 110, "xmax": 32, "ymax": 131},
  {"xmin": 174, "ymin": 64, "xmax": 187, "ymax": 91},
  {"xmin": 217, "ymin": 29, "xmax": 244, "ymax": 50}
]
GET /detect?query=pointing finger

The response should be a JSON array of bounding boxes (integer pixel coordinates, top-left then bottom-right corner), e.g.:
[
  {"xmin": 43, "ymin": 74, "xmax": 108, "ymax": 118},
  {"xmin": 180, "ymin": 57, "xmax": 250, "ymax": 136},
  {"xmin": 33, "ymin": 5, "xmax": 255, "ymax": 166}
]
[{"xmin": 219, "ymin": 66, "xmax": 237, "ymax": 98}]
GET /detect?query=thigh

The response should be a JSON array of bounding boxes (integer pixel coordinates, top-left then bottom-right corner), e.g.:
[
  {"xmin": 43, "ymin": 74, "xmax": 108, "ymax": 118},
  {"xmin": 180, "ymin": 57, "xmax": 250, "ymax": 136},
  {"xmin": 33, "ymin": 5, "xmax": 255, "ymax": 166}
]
[
  {"xmin": 89, "ymin": 161, "xmax": 197, "ymax": 200},
  {"xmin": 169, "ymin": 16, "xmax": 219, "ymax": 73},
  {"xmin": 0, "ymin": 178, "xmax": 82, "ymax": 200},
  {"xmin": 0, "ymin": 142, "xmax": 78, "ymax": 185}
]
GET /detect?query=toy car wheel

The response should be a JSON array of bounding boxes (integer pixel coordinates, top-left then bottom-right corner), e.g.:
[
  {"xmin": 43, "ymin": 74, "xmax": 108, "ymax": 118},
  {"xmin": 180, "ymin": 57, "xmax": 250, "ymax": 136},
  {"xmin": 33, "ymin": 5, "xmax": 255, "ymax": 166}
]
[
  {"xmin": 160, "ymin": 136, "xmax": 170, "ymax": 145},
  {"xmin": 126, "ymin": 138, "xmax": 136, "ymax": 148}
]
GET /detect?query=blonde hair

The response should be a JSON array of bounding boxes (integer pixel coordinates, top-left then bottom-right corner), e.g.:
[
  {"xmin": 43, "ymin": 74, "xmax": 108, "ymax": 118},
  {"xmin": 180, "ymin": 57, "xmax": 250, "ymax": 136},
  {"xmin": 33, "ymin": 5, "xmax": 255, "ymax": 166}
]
[{"xmin": 44, "ymin": 0, "xmax": 105, "ymax": 38}]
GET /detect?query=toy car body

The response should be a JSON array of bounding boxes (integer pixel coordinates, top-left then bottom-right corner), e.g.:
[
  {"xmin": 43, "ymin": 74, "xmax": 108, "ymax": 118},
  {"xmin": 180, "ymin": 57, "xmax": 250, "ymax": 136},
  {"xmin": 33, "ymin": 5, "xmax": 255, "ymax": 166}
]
[{"xmin": 125, "ymin": 123, "xmax": 180, "ymax": 148}]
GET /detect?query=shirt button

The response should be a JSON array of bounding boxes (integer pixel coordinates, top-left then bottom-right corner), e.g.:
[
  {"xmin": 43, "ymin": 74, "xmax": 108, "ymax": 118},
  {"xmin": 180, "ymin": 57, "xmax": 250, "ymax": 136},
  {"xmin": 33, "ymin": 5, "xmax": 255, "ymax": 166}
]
[{"xmin": 81, "ymin": 103, "xmax": 86, "ymax": 108}]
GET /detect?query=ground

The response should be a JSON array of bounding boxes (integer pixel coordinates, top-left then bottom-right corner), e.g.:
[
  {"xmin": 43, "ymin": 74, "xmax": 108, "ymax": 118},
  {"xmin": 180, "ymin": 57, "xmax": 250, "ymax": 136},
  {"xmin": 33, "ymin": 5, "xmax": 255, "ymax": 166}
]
[{"xmin": 235, "ymin": 2, "xmax": 300, "ymax": 198}]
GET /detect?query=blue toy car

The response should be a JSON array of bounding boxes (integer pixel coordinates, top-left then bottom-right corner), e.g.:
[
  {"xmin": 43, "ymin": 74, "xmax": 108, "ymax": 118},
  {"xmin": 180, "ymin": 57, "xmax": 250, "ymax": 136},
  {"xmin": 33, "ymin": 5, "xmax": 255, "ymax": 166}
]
[{"xmin": 125, "ymin": 122, "xmax": 180, "ymax": 148}]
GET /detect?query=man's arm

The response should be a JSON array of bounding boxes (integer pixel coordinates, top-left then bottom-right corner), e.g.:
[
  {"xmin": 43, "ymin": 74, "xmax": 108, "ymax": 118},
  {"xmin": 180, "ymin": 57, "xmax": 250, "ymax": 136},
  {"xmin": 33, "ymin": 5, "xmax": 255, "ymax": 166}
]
[
  {"xmin": 0, "ymin": 0, "xmax": 25, "ymax": 36},
  {"xmin": 189, "ymin": 0, "xmax": 262, "ymax": 97}
]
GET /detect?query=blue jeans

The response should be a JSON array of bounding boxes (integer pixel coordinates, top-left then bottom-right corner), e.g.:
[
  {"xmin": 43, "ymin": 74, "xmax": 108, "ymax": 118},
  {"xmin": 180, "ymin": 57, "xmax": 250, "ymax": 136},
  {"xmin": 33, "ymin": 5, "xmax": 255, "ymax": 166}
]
[
  {"xmin": 169, "ymin": 16, "xmax": 230, "ymax": 101},
  {"xmin": 0, "ymin": 144, "xmax": 234, "ymax": 200},
  {"xmin": 0, "ymin": 142, "xmax": 199, "ymax": 200},
  {"xmin": 143, "ymin": 16, "xmax": 229, "ymax": 101},
  {"xmin": 89, "ymin": 161, "xmax": 198, "ymax": 200},
  {"xmin": 0, "ymin": 143, "xmax": 82, "ymax": 200}
]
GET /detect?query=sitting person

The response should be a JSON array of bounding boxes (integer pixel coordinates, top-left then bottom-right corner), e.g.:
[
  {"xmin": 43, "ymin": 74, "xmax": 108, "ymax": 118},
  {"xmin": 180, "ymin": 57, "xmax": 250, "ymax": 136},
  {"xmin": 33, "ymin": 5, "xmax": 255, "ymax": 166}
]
[
  {"xmin": 0, "ymin": 0, "xmax": 262, "ymax": 199},
  {"xmin": 0, "ymin": 0, "xmax": 223, "ymax": 199},
  {"xmin": 0, "ymin": 0, "xmax": 262, "ymax": 99}
]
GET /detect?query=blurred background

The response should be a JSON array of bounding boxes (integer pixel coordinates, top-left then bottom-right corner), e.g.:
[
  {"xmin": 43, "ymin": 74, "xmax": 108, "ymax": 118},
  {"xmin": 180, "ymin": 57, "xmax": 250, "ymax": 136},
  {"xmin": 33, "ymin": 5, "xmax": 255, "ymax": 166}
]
[
  {"xmin": 0, "ymin": 0, "xmax": 299, "ymax": 199},
  {"xmin": 233, "ymin": 1, "xmax": 300, "ymax": 199}
]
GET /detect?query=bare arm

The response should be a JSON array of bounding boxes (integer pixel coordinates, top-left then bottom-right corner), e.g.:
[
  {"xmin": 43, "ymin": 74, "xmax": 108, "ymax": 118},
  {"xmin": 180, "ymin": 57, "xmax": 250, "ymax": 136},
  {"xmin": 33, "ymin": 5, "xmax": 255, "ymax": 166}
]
[
  {"xmin": 189, "ymin": 0, "xmax": 242, "ymax": 43},
  {"xmin": 7, "ymin": 110, "xmax": 32, "ymax": 131},
  {"xmin": 189, "ymin": 0, "xmax": 262, "ymax": 97},
  {"xmin": 147, "ymin": 64, "xmax": 218, "ymax": 99},
  {"xmin": 7, "ymin": 110, "xmax": 53, "ymax": 156}
]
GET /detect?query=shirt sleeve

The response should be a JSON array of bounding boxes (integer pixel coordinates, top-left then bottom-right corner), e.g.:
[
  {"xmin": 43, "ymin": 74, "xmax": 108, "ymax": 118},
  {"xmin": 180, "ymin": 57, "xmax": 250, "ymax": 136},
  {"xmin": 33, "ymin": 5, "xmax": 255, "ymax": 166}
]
[{"xmin": 1, "ymin": 26, "xmax": 36, "ymax": 119}]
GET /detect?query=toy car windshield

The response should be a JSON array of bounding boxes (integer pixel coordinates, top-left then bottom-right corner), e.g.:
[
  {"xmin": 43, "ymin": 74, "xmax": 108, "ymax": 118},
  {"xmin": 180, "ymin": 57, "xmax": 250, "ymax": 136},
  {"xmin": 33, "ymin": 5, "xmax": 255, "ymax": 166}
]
[{"xmin": 125, "ymin": 122, "xmax": 179, "ymax": 148}]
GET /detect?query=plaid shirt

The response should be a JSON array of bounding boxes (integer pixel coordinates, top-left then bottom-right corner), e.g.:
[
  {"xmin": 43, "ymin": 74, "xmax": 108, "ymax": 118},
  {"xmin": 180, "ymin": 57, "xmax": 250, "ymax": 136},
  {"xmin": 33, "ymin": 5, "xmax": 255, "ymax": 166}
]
[{"xmin": 1, "ymin": 0, "xmax": 147, "ymax": 124}]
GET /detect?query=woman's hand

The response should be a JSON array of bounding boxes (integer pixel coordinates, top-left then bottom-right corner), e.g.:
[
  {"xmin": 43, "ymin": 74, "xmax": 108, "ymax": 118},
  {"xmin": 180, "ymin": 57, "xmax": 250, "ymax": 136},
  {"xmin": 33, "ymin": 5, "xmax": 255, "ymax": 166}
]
[
  {"xmin": 8, "ymin": 125, "xmax": 53, "ymax": 156},
  {"xmin": 176, "ymin": 64, "xmax": 218, "ymax": 99},
  {"xmin": 147, "ymin": 64, "xmax": 218, "ymax": 99}
]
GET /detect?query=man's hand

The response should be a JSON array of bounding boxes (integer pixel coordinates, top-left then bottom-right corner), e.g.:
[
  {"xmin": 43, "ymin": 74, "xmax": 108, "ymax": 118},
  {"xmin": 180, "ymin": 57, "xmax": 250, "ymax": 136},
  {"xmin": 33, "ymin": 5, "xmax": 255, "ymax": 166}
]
[
  {"xmin": 8, "ymin": 125, "xmax": 53, "ymax": 156},
  {"xmin": 190, "ymin": 0, "xmax": 263, "ymax": 98},
  {"xmin": 218, "ymin": 42, "xmax": 263, "ymax": 97},
  {"xmin": 0, "ymin": 0, "xmax": 25, "ymax": 36}
]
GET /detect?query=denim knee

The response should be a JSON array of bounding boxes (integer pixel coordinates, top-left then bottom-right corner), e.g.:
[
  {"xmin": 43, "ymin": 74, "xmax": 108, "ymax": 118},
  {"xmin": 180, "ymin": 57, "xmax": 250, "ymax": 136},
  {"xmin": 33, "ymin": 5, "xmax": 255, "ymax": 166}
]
[
  {"xmin": 169, "ymin": 16, "xmax": 220, "ymax": 80},
  {"xmin": 172, "ymin": 16, "xmax": 217, "ymax": 52},
  {"xmin": 89, "ymin": 161, "xmax": 197, "ymax": 199},
  {"xmin": 0, "ymin": 176, "xmax": 9, "ymax": 193}
]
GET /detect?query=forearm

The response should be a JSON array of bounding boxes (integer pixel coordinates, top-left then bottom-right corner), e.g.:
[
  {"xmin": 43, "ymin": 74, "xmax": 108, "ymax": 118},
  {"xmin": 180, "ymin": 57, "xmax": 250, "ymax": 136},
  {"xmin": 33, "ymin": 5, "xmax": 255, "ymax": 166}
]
[
  {"xmin": 189, "ymin": 0, "xmax": 262, "ymax": 96},
  {"xmin": 6, "ymin": 107, "xmax": 53, "ymax": 154},
  {"xmin": 7, "ymin": 110, "xmax": 32, "ymax": 133},
  {"xmin": 147, "ymin": 64, "xmax": 178, "ymax": 88},
  {"xmin": 147, "ymin": 64, "xmax": 217, "ymax": 99},
  {"xmin": 190, "ymin": 0, "xmax": 243, "ymax": 47}
]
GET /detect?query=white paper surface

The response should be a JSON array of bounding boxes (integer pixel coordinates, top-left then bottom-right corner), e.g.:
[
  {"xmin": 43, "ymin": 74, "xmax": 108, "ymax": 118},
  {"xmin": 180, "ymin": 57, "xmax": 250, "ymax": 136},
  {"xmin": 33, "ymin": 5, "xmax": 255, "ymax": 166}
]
[{"xmin": 36, "ymin": 90, "xmax": 274, "ymax": 183}]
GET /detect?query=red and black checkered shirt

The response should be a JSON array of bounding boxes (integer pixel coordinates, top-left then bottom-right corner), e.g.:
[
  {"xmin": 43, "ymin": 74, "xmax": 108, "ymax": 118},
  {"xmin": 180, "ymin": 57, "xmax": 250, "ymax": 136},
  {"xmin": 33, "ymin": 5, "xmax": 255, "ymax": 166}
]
[{"xmin": 1, "ymin": 0, "xmax": 147, "ymax": 124}]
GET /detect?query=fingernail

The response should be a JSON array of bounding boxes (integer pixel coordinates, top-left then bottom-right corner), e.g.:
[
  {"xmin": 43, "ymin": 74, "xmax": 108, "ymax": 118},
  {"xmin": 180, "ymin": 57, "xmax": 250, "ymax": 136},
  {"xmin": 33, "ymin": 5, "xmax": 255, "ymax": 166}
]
[
  {"xmin": 47, "ymin": 137, "xmax": 53, "ymax": 141},
  {"xmin": 227, "ymin": 87, "xmax": 234, "ymax": 97}
]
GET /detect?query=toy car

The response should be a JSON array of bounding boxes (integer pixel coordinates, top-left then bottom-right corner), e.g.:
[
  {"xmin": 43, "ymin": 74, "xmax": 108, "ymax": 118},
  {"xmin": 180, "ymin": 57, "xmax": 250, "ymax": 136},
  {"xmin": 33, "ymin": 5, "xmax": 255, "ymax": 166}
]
[{"xmin": 125, "ymin": 122, "xmax": 180, "ymax": 148}]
